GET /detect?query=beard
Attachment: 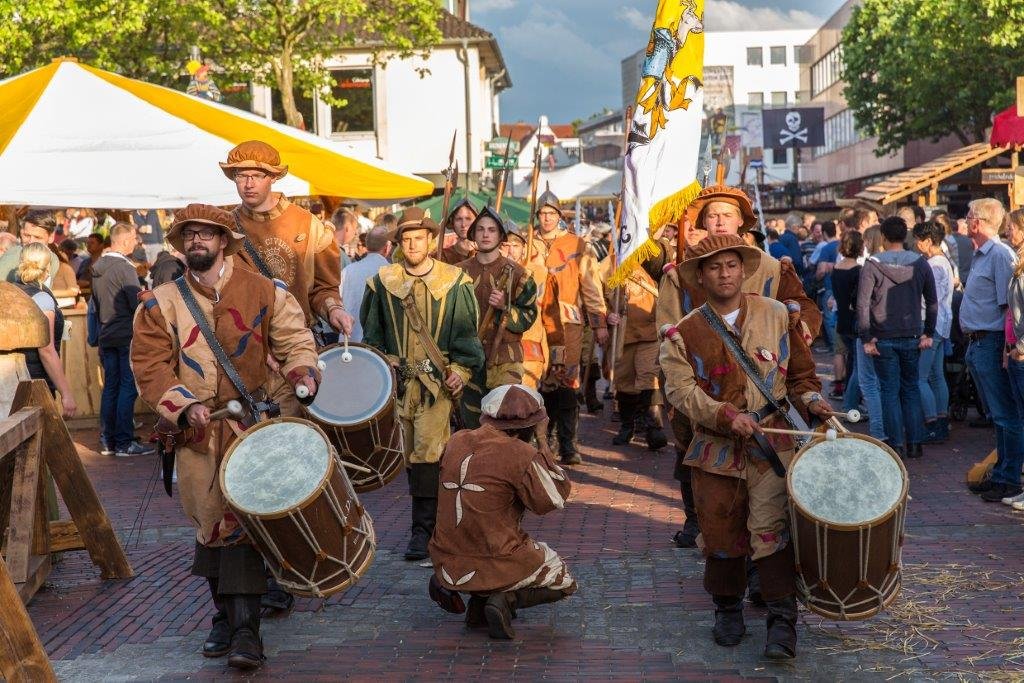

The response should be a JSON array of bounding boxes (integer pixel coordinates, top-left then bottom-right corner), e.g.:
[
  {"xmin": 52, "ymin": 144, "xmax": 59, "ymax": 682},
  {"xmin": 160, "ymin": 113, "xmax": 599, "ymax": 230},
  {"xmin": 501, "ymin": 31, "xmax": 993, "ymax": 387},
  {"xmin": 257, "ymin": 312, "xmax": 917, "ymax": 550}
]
[{"xmin": 186, "ymin": 248, "xmax": 217, "ymax": 272}]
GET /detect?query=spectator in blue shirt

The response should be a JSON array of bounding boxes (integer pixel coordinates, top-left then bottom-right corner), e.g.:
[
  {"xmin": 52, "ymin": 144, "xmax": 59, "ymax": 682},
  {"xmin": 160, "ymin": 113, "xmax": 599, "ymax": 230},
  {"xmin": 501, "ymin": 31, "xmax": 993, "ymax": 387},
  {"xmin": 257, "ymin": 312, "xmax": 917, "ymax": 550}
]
[{"xmin": 768, "ymin": 212, "xmax": 805, "ymax": 277}]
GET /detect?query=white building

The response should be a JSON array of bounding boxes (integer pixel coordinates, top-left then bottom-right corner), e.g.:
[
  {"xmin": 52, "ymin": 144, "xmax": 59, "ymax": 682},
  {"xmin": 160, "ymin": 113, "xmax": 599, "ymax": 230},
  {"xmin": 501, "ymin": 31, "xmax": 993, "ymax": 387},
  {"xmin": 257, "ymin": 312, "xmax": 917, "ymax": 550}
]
[
  {"xmin": 251, "ymin": 7, "xmax": 511, "ymax": 191},
  {"xmin": 622, "ymin": 29, "xmax": 815, "ymax": 186}
]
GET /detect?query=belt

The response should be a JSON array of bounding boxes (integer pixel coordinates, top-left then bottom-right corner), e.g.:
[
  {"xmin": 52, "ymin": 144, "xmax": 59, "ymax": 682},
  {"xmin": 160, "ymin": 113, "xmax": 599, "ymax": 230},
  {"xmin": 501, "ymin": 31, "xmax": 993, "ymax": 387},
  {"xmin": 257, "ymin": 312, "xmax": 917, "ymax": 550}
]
[{"xmin": 967, "ymin": 330, "xmax": 995, "ymax": 342}]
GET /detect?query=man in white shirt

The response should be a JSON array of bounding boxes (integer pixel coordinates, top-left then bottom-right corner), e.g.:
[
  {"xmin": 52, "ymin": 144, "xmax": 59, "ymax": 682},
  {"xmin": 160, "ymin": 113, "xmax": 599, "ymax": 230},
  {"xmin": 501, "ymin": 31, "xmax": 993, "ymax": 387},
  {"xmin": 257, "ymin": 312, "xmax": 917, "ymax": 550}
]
[{"xmin": 341, "ymin": 225, "xmax": 392, "ymax": 342}]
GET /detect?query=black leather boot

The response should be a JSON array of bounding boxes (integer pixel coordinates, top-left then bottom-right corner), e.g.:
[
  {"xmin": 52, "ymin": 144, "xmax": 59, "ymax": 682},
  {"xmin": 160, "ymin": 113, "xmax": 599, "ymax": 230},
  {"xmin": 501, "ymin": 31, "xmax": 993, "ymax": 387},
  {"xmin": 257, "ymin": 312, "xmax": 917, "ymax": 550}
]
[
  {"xmin": 484, "ymin": 592, "xmax": 517, "ymax": 639},
  {"xmin": 465, "ymin": 595, "xmax": 487, "ymax": 628},
  {"xmin": 712, "ymin": 595, "xmax": 746, "ymax": 647},
  {"xmin": 405, "ymin": 496, "xmax": 438, "ymax": 560},
  {"xmin": 672, "ymin": 462, "xmax": 700, "ymax": 548},
  {"xmin": 513, "ymin": 587, "xmax": 568, "ymax": 609},
  {"xmin": 612, "ymin": 392, "xmax": 638, "ymax": 445},
  {"xmin": 202, "ymin": 578, "xmax": 231, "ymax": 658},
  {"xmin": 640, "ymin": 390, "xmax": 668, "ymax": 450},
  {"xmin": 225, "ymin": 594, "xmax": 264, "ymax": 670},
  {"xmin": 584, "ymin": 363, "xmax": 604, "ymax": 413},
  {"xmin": 764, "ymin": 595, "xmax": 798, "ymax": 660},
  {"xmin": 746, "ymin": 558, "xmax": 765, "ymax": 608},
  {"xmin": 557, "ymin": 389, "xmax": 582, "ymax": 465},
  {"xmin": 261, "ymin": 574, "xmax": 294, "ymax": 617}
]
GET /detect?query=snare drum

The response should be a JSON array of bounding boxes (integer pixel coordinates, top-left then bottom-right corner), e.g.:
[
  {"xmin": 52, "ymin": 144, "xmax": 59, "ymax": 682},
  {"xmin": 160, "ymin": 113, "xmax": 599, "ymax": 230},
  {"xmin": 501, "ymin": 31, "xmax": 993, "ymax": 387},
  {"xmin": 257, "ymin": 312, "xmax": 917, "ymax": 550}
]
[
  {"xmin": 304, "ymin": 343, "xmax": 404, "ymax": 492},
  {"xmin": 220, "ymin": 418, "xmax": 376, "ymax": 598},
  {"xmin": 787, "ymin": 432, "xmax": 908, "ymax": 621}
]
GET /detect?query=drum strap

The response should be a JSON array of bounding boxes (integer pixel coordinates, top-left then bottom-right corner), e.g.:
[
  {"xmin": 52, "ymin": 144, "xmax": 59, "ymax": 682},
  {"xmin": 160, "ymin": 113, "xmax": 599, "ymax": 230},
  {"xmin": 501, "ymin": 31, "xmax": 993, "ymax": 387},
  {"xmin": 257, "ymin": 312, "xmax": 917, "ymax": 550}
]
[
  {"xmin": 699, "ymin": 303, "xmax": 812, "ymax": 476},
  {"xmin": 232, "ymin": 210, "xmax": 275, "ymax": 279},
  {"xmin": 174, "ymin": 276, "xmax": 277, "ymax": 424}
]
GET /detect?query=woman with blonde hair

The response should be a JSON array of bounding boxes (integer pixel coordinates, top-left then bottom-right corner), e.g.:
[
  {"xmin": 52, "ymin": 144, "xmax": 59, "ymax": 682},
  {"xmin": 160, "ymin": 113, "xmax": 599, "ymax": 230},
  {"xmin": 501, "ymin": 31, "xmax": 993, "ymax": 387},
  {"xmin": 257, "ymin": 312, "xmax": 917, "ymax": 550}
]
[{"xmin": 14, "ymin": 242, "xmax": 77, "ymax": 417}]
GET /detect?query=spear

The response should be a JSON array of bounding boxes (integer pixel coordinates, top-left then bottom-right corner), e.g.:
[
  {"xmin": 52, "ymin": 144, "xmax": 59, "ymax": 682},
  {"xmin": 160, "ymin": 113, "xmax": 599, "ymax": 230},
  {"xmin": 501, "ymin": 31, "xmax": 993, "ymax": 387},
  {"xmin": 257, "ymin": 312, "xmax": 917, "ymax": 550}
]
[
  {"xmin": 436, "ymin": 130, "xmax": 458, "ymax": 259},
  {"xmin": 494, "ymin": 133, "xmax": 514, "ymax": 213},
  {"xmin": 522, "ymin": 143, "xmax": 543, "ymax": 266}
]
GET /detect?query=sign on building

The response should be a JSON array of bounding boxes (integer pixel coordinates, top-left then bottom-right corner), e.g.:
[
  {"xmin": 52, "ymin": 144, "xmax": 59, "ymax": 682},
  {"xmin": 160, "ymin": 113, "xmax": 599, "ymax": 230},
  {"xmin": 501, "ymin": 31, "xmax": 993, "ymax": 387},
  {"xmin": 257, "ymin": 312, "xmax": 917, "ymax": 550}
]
[
  {"xmin": 487, "ymin": 137, "xmax": 521, "ymax": 154},
  {"xmin": 762, "ymin": 107, "xmax": 825, "ymax": 149},
  {"xmin": 738, "ymin": 111, "xmax": 763, "ymax": 150},
  {"xmin": 485, "ymin": 155, "xmax": 518, "ymax": 170}
]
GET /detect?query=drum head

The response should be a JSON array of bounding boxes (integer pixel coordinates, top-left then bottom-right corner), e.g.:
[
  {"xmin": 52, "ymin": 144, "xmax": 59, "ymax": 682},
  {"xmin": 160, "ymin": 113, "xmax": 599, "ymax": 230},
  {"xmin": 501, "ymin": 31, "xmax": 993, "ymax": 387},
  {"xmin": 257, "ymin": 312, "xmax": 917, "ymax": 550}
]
[
  {"xmin": 789, "ymin": 435, "xmax": 905, "ymax": 526},
  {"xmin": 307, "ymin": 344, "xmax": 393, "ymax": 425},
  {"xmin": 223, "ymin": 420, "xmax": 331, "ymax": 515}
]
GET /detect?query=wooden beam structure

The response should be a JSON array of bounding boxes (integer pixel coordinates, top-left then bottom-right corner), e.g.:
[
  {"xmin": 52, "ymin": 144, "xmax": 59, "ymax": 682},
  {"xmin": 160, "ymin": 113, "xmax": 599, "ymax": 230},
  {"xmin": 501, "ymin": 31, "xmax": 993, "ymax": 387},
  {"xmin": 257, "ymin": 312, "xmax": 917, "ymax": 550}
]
[{"xmin": 855, "ymin": 143, "xmax": 1008, "ymax": 205}]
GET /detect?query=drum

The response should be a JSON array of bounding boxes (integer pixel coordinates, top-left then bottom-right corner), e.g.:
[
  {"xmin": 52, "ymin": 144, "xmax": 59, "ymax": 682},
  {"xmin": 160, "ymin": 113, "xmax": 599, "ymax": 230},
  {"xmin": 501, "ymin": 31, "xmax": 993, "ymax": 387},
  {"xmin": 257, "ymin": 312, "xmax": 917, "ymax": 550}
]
[
  {"xmin": 787, "ymin": 432, "xmax": 908, "ymax": 621},
  {"xmin": 220, "ymin": 418, "xmax": 376, "ymax": 598},
  {"xmin": 304, "ymin": 343, "xmax": 404, "ymax": 492}
]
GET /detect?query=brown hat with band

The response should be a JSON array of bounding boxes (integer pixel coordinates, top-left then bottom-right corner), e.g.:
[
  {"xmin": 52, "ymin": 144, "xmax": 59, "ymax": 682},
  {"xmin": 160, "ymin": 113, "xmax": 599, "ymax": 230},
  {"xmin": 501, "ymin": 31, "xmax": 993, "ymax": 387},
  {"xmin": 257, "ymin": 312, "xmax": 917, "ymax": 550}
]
[
  {"xmin": 479, "ymin": 384, "xmax": 547, "ymax": 430},
  {"xmin": 394, "ymin": 207, "xmax": 441, "ymax": 239},
  {"xmin": 677, "ymin": 234, "xmax": 762, "ymax": 289},
  {"xmin": 219, "ymin": 140, "xmax": 289, "ymax": 180},
  {"xmin": 167, "ymin": 204, "xmax": 245, "ymax": 256},
  {"xmin": 689, "ymin": 184, "xmax": 758, "ymax": 232}
]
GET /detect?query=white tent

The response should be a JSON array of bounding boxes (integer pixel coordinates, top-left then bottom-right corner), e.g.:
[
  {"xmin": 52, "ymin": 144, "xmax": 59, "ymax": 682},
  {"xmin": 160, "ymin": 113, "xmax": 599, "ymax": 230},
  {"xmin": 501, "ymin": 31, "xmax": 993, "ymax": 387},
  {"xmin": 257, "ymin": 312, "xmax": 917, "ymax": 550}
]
[
  {"xmin": 512, "ymin": 162, "xmax": 621, "ymax": 200},
  {"xmin": 0, "ymin": 59, "xmax": 433, "ymax": 208}
]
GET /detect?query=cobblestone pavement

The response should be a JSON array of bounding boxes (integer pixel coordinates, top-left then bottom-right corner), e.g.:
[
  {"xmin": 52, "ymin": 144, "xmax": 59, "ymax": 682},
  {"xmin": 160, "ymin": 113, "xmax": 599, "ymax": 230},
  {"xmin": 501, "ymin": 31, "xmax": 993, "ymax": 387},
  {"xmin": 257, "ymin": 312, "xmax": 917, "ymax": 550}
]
[{"xmin": 25, "ymin": 372, "xmax": 1024, "ymax": 681}]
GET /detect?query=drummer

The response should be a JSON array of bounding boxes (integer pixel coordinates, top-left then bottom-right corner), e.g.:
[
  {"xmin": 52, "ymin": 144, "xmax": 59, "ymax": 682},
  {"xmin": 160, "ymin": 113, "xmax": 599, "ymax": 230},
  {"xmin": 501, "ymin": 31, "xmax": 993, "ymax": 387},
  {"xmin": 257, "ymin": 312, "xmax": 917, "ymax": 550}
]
[
  {"xmin": 659, "ymin": 235, "xmax": 830, "ymax": 660},
  {"xmin": 131, "ymin": 204, "xmax": 320, "ymax": 670},
  {"xmin": 456, "ymin": 207, "xmax": 539, "ymax": 427},
  {"xmin": 427, "ymin": 384, "xmax": 576, "ymax": 640}
]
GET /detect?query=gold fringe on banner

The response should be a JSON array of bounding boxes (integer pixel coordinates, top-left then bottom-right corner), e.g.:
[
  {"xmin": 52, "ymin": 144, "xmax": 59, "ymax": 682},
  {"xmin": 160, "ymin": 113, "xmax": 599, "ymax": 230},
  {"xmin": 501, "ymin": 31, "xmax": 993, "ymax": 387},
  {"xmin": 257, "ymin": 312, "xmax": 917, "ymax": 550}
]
[{"xmin": 608, "ymin": 179, "xmax": 702, "ymax": 288}]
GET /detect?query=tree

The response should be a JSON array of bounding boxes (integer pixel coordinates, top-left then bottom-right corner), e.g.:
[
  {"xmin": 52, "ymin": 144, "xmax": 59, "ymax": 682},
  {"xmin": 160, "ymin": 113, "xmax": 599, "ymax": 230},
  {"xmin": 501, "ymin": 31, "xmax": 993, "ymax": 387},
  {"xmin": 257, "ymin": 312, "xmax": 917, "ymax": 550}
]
[
  {"xmin": 842, "ymin": 0, "xmax": 1024, "ymax": 156},
  {"xmin": 0, "ymin": 0, "xmax": 442, "ymax": 129}
]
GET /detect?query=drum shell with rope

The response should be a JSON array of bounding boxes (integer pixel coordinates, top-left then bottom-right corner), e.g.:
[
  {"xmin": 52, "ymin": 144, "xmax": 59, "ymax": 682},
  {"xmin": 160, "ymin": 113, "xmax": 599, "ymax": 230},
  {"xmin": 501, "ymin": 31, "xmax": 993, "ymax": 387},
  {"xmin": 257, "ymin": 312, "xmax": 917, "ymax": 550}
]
[
  {"xmin": 786, "ymin": 432, "xmax": 908, "ymax": 621},
  {"xmin": 304, "ymin": 342, "xmax": 404, "ymax": 492},
  {"xmin": 220, "ymin": 417, "xmax": 376, "ymax": 598}
]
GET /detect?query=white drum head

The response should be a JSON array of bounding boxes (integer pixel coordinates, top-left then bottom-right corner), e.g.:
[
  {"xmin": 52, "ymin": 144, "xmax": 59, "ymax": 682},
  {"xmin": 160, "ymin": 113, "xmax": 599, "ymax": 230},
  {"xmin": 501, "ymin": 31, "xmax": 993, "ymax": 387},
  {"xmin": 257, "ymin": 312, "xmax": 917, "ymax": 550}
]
[
  {"xmin": 307, "ymin": 344, "xmax": 392, "ymax": 425},
  {"xmin": 789, "ymin": 436, "xmax": 905, "ymax": 526},
  {"xmin": 223, "ymin": 421, "xmax": 330, "ymax": 515}
]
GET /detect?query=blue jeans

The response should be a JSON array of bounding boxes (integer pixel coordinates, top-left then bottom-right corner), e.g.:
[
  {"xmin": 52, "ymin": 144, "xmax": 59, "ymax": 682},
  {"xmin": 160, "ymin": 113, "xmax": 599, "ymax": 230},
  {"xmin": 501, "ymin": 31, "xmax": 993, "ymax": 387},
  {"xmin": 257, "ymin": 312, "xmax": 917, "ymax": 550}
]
[
  {"xmin": 872, "ymin": 338, "xmax": 925, "ymax": 446},
  {"xmin": 841, "ymin": 334, "xmax": 860, "ymax": 412},
  {"xmin": 818, "ymin": 290, "xmax": 837, "ymax": 352},
  {"xmin": 99, "ymin": 345, "xmax": 138, "ymax": 449},
  {"xmin": 845, "ymin": 338, "xmax": 887, "ymax": 441},
  {"xmin": 967, "ymin": 333, "xmax": 1024, "ymax": 486},
  {"xmin": 917, "ymin": 335, "xmax": 949, "ymax": 421}
]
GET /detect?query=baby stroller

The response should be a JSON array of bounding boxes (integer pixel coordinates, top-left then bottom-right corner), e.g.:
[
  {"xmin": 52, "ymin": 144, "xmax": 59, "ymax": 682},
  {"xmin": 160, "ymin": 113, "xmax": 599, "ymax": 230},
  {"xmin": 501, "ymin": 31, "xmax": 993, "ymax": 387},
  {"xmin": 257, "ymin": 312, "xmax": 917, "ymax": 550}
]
[{"xmin": 946, "ymin": 290, "xmax": 984, "ymax": 422}]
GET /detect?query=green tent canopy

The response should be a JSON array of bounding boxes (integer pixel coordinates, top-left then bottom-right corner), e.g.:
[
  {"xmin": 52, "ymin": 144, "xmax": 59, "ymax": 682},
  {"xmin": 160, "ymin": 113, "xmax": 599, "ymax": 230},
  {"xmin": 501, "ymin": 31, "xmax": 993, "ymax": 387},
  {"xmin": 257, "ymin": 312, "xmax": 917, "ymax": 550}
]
[{"xmin": 413, "ymin": 189, "xmax": 532, "ymax": 227}]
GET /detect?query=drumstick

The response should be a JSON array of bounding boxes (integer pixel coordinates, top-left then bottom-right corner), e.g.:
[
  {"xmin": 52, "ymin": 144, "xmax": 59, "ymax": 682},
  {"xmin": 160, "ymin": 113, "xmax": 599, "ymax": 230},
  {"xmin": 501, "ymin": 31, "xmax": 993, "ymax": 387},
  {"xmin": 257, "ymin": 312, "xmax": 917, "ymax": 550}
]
[
  {"xmin": 825, "ymin": 409, "xmax": 862, "ymax": 423},
  {"xmin": 760, "ymin": 427, "xmax": 839, "ymax": 442},
  {"xmin": 209, "ymin": 400, "xmax": 244, "ymax": 421},
  {"xmin": 340, "ymin": 460, "xmax": 374, "ymax": 475}
]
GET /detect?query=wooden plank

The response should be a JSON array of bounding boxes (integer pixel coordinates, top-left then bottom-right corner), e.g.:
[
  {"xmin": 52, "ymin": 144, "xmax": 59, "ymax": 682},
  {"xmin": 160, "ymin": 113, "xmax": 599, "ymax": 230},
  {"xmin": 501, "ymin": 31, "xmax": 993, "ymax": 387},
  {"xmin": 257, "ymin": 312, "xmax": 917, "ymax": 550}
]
[
  {"xmin": 0, "ymin": 554, "xmax": 56, "ymax": 683},
  {"xmin": 1017, "ymin": 76, "xmax": 1024, "ymax": 118},
  {"xmin": 4, "ymin": 428, "xmax": 43, "ymax": 584},
  {"xmin": 859, "ymin": 144, "xmax": 1007, "ymax": 203},
  {"xmin": 0, "ymin": 409, "xmax": 40, "ymax": 461},
  {"xmin": 31, "ymin": 472, "xmax": 50, "ymax": 557},
  {"xmin": 12, "ymin": 380, "xmax": 133, "ymax": 580},
  {"xmin": 48, "ymin": 520, "xmax": 85, "ymax": 553},
  {"xmin": 14, "ymin": 554, "xmax": 50, "ymax": 604}
]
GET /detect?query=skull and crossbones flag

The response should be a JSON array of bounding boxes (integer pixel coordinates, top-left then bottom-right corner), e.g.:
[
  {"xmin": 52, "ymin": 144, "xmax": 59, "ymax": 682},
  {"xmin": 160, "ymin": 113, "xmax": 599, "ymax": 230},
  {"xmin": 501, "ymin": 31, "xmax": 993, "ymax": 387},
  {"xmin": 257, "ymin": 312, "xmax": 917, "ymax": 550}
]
[
  {"xmin": 761, "ymin": 107, "xmax": 825, "ymax": 149},
  {"xmin": 612, "ymin": 0, "xmax": 707, "ymax": 287}
]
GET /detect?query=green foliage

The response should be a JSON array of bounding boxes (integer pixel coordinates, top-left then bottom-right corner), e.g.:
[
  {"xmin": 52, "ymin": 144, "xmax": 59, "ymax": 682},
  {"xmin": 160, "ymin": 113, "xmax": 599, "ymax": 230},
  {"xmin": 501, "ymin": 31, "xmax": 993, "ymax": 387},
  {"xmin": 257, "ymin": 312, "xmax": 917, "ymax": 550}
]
[
  {"xmin": 0, "ymin": 0, "xmax": 442, "ymax": 127},
  {"xmin": 842, "ymin": 0, "xmax": 1024, "ymax": 156}
]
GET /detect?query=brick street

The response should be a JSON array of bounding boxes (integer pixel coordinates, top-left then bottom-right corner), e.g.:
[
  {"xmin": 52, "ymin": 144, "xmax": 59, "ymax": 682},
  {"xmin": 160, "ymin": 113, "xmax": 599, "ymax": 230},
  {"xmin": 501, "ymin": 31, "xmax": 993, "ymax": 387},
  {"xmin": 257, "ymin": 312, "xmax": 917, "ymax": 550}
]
[{"xmin": 25, "ymin": 375, "xmax": 1024, "ymax": 681}]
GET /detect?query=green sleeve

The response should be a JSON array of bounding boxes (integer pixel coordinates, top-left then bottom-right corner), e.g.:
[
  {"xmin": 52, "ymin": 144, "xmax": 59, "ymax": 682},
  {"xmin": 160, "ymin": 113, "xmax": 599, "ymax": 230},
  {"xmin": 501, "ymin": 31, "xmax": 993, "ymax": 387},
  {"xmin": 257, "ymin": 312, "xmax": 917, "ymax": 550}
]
[
  {"xmin": 504, "ymin": 274, "xmax": 538, "ymax": 334},
  {"xmin": 447, "ymin": 278, "xmax": 485, "ymax": 373},
  {"xmin": 359, "ymin": 278, "xmax": 387, "ymax": 355}
]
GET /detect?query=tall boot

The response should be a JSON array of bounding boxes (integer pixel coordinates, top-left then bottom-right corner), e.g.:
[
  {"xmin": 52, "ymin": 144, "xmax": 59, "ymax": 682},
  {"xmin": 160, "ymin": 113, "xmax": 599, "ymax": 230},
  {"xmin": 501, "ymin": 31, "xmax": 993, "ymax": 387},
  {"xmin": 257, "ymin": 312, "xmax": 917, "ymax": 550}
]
[
  {"xmin": 584, "ymin": 363, "xmax": 603, "ymax": 413},
  {"xmin": 513, "ymin": 587, "xmax": 570, "ymax": 609},
  {"xmin": 711, "ymin": 595, "xmax": 746, "ymax": 647},
  {"xmin": 484, "ymin": 591, "xmax": 517, "ymax": 640},
  {"xmin": 612, "ymin": 392, "xmax": 638, "ymax": 445},
  {"xmin": 672, "ymin": 462, "xmax": 700, "ymax": 548},
  {"xmin": 541, "ymin": 390, "xmax": 560, "ymax": 453},
  {"xmin": 406, "ymin": 463, "xmax": 440, "ymax": 561},
  {"xmin": 261, "ymin": 574, "xmax": 294, "ymax": 617},
  {"xmin": 639, "ymin": 390, "xmax": 668, "ymax": 450},
  {"xmin": 746, "ymin": 558, "xmax": 765, "ymax": 607},
  {"xmin": 556, "ymin": 388, "xmax": 581, "ymax": 465},
  {"xmin": 224, "ymin": 594, "xmax": 264, "ymax": 670},
  {"xmin": 764, "ymin": 596, "xmax": 798, "ymax": 660},
  {"xmin": 202, "ymin": 578, "xmax": 231, "ymax": 658}
]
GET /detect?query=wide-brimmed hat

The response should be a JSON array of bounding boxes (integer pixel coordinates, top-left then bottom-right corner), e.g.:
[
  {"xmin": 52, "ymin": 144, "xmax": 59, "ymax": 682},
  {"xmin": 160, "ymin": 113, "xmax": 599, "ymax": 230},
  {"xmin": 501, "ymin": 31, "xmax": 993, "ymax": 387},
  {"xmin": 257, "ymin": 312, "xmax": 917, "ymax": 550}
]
[
  {"xmin": 468, "ymin": 205, "xmax": 507, "ymax": 242},
  {"xmin": 219, "ymin": 140, "xmax": 288, "ymax": 180},
  {"xmin": 394, "ymin": 207, "xmax": 441, "ymax": 239},
  {"xmin": 677, "ymin": 234, "xmax": 762, "ymax": 289},
  {"xmin": 689, "ymin": 185, "xmax": 757, "ymax": 233},
  {"xmin": 167, "ymin": 204, "xmax": 245, "ymax": 256},
  {"xmin": 479, "ymin": 384, "xmax": 547, "ymax": 430}
]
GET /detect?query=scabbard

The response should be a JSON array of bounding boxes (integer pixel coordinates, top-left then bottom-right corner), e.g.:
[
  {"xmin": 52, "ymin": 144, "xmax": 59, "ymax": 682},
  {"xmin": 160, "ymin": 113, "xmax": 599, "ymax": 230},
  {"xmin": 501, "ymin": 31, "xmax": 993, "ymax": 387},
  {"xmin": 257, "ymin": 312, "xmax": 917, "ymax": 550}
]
[{"xmin": 160, "ymin": 441, "xmax": 175, "ymax": 497}]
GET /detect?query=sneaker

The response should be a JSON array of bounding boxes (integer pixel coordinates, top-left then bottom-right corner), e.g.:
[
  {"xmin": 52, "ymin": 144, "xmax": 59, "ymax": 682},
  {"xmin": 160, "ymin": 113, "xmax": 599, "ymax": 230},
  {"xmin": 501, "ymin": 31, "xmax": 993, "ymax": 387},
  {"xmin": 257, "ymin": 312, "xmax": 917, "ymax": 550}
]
[
  {"xmin": 981, "ymin": 484, "xmax": 1023, "ymax": 503},
  {"xmin": 1002, "ymin": 490, "xmax": 1024, "ymax": 506},
  {"xmin": 99, "ymin": 436, "xmax": 114, "ymax": 456},
  {"xmin": 115, "ymin": 440, "xmax": 156, "ymax": 458},
  {"xmin": 1012, "ymin": 500, "xmax": 1024, "ymax": 511}
]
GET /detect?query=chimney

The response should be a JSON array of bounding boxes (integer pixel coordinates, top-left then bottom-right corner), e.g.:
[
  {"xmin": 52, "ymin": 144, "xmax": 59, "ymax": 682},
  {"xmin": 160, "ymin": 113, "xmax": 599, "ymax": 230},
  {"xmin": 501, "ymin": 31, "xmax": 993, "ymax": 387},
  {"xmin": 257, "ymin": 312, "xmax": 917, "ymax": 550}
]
[{"xmin": 452, "ymin": 0, "xmax": 469, "ymax": 21}]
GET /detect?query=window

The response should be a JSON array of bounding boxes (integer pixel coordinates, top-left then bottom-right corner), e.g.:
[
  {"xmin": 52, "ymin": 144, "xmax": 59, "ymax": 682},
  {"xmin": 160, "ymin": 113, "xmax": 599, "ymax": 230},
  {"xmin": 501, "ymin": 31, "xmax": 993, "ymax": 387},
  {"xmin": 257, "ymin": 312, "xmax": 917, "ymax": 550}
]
[
  {"xmin": 770, "ymin": 148, "xmax": 788, "ymax": 166},
  {"xmin": 330, "ymin": 68, "xmax": 375, "ymax": 133},
  {"xmin": 794, "ymin": 45, "xmax": 814, "ymax": 65},
  {"xmin": 810, "ymin": 45, "xmax": 843, "ymax": 98},
  {"xmin": 770, "ymin": 46, "xmax": 787, "ymax": 65},
  {"xmin": 820, "ymin": 108, "xmax": 867, "ymax": 155},
  {"xmin": 747, "ymin": 92, "xmax": 764, "ymax": 107},
  {"xmin": 794, "ymin": 90, "xmax": 808, "ymax": 104},
  {"xmin": 747, "ymin": 47, "xmax": 763, "ymax": 66},
  {"xmin": 271, "ymin": 90, "xmax": 315, "ymax": 131},
  {"xmin": 771, "ymin": 91, "xmax": 787, "ymax": 106}
]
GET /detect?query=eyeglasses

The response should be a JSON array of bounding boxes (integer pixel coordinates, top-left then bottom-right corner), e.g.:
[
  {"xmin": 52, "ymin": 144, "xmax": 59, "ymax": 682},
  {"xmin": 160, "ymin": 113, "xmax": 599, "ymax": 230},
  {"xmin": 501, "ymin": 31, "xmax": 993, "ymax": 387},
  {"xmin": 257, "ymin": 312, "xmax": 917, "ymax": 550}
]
[
  {"xmin": 182, "ymin": 227, "xmax": 220, "ymax": 241},
  {"xmin": 234, "ymin": 172, "xmax": 269, "ymax": 185}
]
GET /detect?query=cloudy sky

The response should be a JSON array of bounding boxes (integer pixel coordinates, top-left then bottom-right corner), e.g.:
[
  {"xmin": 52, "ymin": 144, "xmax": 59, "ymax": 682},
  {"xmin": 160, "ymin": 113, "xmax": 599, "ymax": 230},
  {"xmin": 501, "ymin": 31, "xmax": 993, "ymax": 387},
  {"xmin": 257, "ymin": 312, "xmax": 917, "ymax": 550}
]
[{"xmin": 470, "ymin": 0, "xmax": 846, "ymax": 124}]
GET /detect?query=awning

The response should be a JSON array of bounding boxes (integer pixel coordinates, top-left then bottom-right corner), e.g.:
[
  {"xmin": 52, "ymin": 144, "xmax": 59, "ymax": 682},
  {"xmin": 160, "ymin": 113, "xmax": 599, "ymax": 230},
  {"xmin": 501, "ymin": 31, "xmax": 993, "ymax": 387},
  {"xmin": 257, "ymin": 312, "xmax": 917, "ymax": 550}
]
[
  {"xmin": 855, "ymin": 143, "xmax": 1006, "ymax": 205},
  {"xmin": 991, "ymin": 105, "xmax": 1024, "ymax": 150},
  {"xmin": 414, "ymin": 189, "xmax": 531, "ymax": 226},
  {"xmin": 0, "ymin": 59, "xmax": 433, "ymax": 208}
]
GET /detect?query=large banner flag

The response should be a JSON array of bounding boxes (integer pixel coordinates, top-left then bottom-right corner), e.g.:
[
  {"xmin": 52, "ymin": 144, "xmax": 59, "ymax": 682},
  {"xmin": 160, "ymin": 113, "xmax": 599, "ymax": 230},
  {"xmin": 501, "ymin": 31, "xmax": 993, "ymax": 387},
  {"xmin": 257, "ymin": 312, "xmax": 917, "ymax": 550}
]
[{"xmin": 611, "ymin": 0, "xmax": 706, "ymax": 286}]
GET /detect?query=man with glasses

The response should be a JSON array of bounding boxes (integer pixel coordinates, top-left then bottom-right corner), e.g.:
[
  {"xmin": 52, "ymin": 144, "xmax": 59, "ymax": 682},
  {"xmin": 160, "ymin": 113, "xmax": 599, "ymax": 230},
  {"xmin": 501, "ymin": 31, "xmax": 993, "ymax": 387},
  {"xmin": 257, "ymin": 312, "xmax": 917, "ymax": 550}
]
[{"xmin": 534, "ymin": 186, "xmax": 607, "ymax": 465}]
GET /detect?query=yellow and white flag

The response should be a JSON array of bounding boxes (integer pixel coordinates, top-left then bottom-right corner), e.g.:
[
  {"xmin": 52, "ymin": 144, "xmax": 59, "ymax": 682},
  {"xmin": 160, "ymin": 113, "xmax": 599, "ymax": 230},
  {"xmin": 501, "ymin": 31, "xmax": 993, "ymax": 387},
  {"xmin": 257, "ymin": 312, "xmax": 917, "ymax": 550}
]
[{"xmin": 611, "ymin": 0, "xmax": 705, "ymax": 286}]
